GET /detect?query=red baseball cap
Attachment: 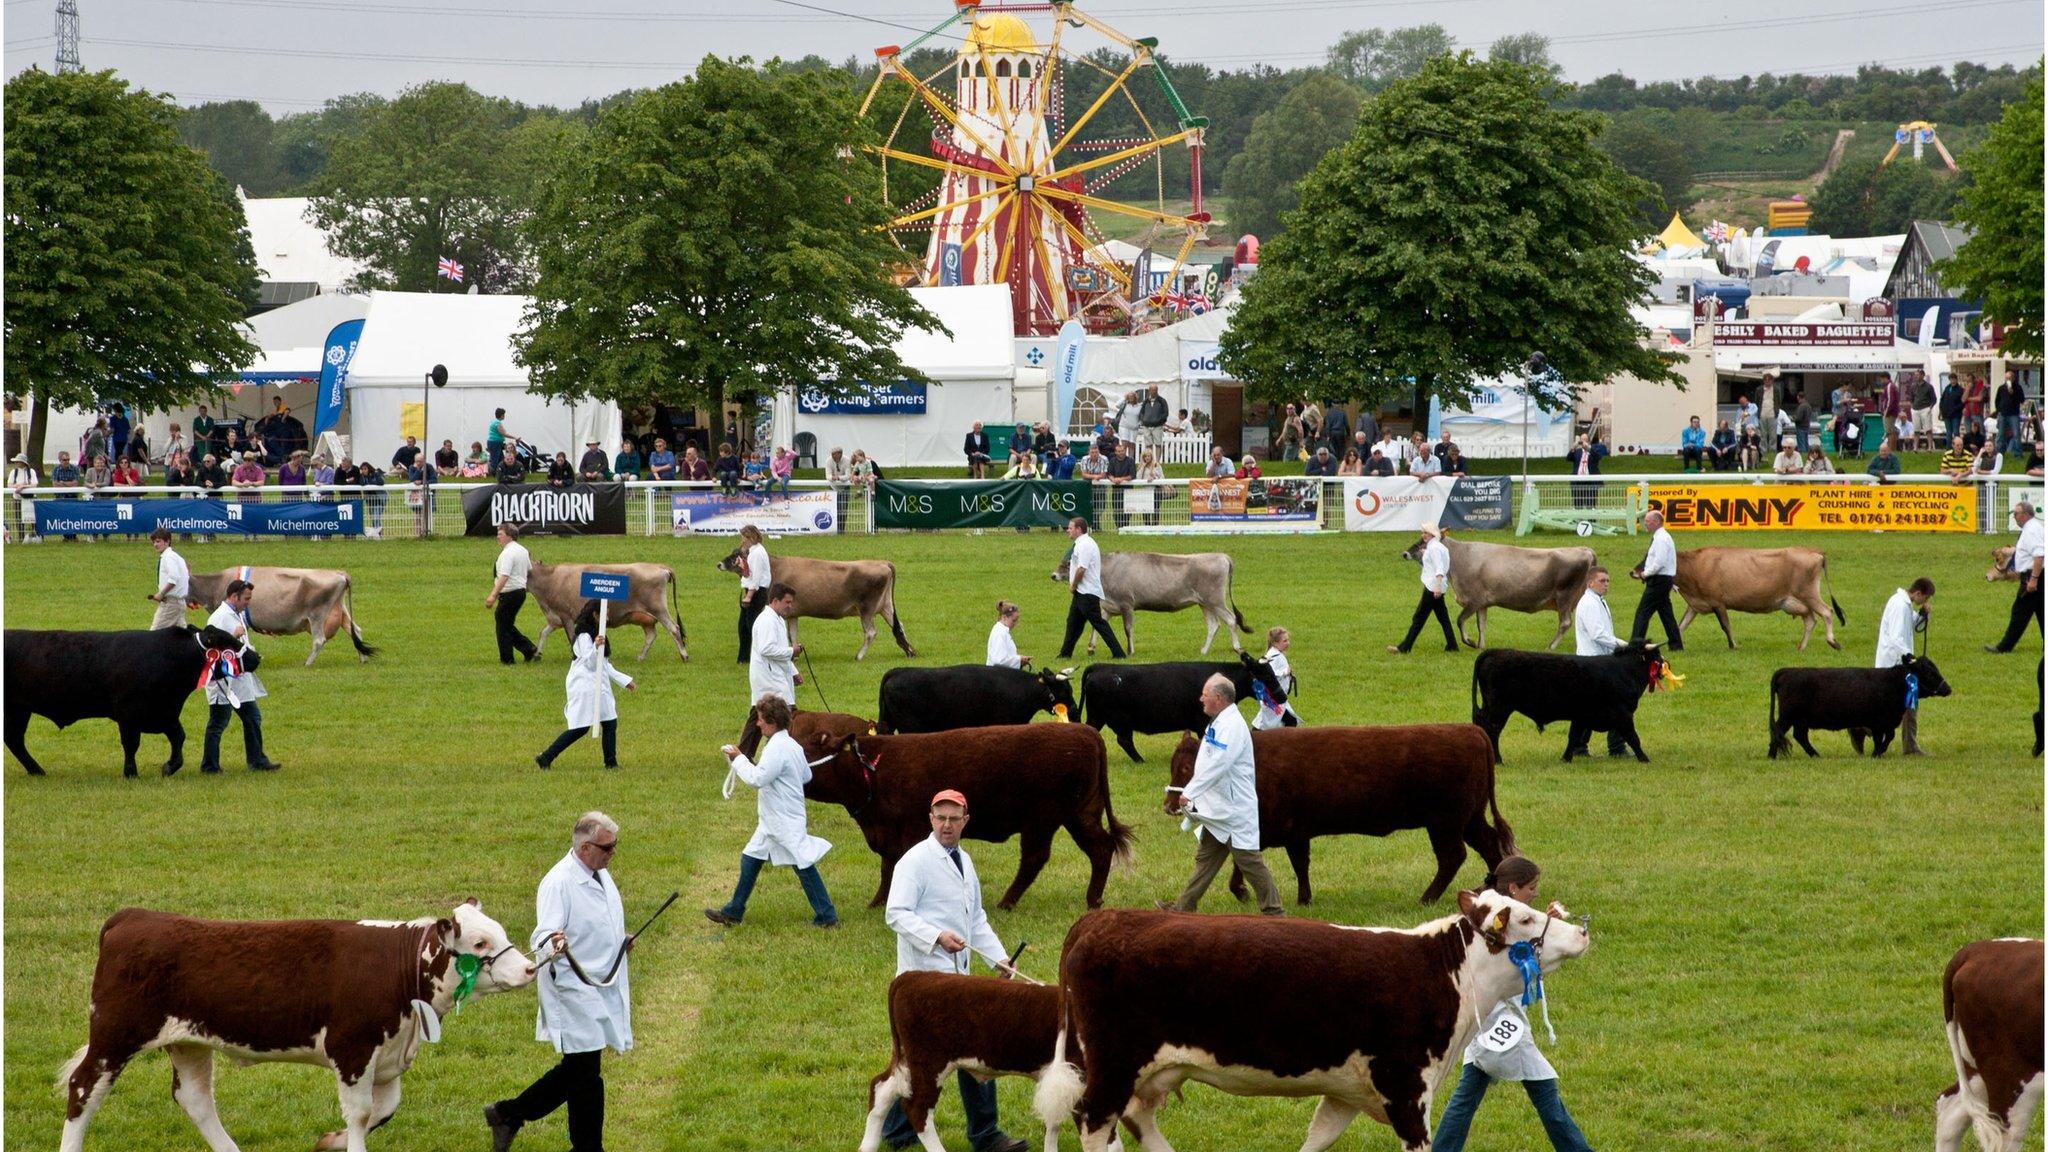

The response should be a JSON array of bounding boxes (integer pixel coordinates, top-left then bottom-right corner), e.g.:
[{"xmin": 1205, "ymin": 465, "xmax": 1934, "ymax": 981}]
[{"xmin": 930, "ymin": 789, "xmax": 968, "ymax": 809}]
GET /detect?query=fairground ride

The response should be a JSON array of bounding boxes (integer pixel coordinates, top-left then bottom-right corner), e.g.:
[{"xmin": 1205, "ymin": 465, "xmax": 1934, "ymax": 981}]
[{"xmin": 859, "ymin": 0, "xmax": 1212, "ymax": 336}]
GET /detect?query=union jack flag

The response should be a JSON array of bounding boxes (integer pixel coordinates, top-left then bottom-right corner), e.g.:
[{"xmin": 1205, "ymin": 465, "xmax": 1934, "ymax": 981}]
[{"xmin": 436, "ymin": 256, "xmax": 464, "ymax": 283}]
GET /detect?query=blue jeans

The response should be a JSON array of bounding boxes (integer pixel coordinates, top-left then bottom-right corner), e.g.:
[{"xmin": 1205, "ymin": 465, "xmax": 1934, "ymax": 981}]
[
  {"xmin": 881, "ymin": 1070, "xmax": 1002, "ymax": 1150},
  {"xmin": 1999, "ymin": 414, "xmax": 2022, "ymax": 454},
  {"xmin": 1433, "ymin": 1066, "xmax": 1592, "ymax": 1152},
  {"xmin": 717, "ymin": 852, "xmax": 837, "ymax": 926}
]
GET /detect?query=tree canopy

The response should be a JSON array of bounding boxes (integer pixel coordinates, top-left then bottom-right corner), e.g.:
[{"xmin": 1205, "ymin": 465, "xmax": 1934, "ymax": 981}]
[
  {"xmin": 5, "ymin": 68, "xmax": 257, "ymax": 463},
  {"xmin": 1807, "ymin": 153, "xmax": 1959, "ymax": 237},
  {"xmin": 1222, "ymin": 72, "xmax": 1363, "ymax": 242},
  {"xmin": 1326, "ymin": 25, "xmax": 1457, "ymax": 93},
  {"xmin": 1220, "ymin": 54, "xmax": 1675, "ymax": 413},
  {"xmin": 515, "ymin": 57, "xmax": 939, "ymax": 446},
  {"xmin": 1939, "ymin": 69, "xmax": 2044, "ymax": 358},
  {"xmin": 1599, "ymin": 110, "xmax": 1697, "ymax": 227}
]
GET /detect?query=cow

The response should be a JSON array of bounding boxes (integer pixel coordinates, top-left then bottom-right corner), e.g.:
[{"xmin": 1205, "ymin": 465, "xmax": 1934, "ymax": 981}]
[
  {"xmin": 1767, "ymin": 656, "xmax": 1953, "ymax": 758},
  {"xmin": 717, "ymin": 549, "xmax": 912, "ymax": 660},
  {"xmin": 1032, "ymin": 892, "xmax": 1591, "ymax": 1152},
  {"xmin": 860, "ymin": 972, "xmax": 1124, "ymax": 1152},
  {"xmin": 1399, "ymin": 534, "xmax": 1595, "ymax": 650},
  {"xmin": 5, "ymin": 626, "xmax": 208, "ymax": 776},
  {"xmin": 1164, "ymin": 723, "xmax": 1514, "ymax": 905},
  {"xmin": 1050, "ymin": 550, "xmax": 1249, "ymax": 655},
  {"xmin": 735, "ymin": 706, "xmax": 875, "ymax": 760},
  {"xmin": 187, "ymin": 566, "xmax": 376, "ymax": 665},
  {"xmin": 877, "ymin": 665, "xmax": 1078, "ymax": 734},
  {"xmin": 1470, "ymin": 641, "xmax": 1670, "ymax": 763},
  {"xmin": 1936, "ymin": 938, "xmax": 2043, "ymax": 1152},
  {"xmin": 525, "ymin": 561, "xmax": 688, "ymax": 661},
  {"xmin": 58, "ymin": 900, "xmax": 537, "ymax": 1152},
  {"xmin": 1079, "ymin": 654, "xmax": 1290, "ymax": 762},
  {"xmin": 1662, "ymin": 546, "xmax": 1846, "ymax": 651},
  {"xmin": 799, "ymin": 723, "xmax": 1134, "ymax": 910}
]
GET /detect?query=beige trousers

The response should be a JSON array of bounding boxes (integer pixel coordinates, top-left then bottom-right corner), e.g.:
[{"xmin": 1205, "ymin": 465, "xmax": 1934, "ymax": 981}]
[{"xmin": 1172, "ymin": 829, "xmax": 1283, "ymax": 916}]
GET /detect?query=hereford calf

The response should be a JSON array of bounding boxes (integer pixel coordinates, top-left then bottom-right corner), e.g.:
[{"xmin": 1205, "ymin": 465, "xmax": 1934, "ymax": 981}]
[
  {"xmin": 1936, "ymin": 938, "xmax": 2042, "ymax": 1152},
  {"xmin": 1470, "ymin": 641, "xmax": 1669, "ymax": 763},
  {"xmin": 1767, "ymin": 656, "xmax": 1952, "ymax": 758},
  {"xmin": 1165, "ymin": 723, "xmax": 1514, "ymax": 905}
]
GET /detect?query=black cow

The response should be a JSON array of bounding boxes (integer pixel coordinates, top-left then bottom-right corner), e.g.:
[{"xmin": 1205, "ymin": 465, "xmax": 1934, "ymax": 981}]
[
  {"xmin": 1471, "ymin": 641, "xmax": 1668, "ymax": 763},
  {"xmin": 1767, "ymin": 656, "xmax": 1952, "ymax": 758},
  {"xmin": 5, "ymin": 627, "xmax": 209, "ymax": 776},
  {"xmin": 1079, "ymin": 653, "xmax": 1291, "ymax": 762},
  {"xmin": 877, "ymin": 665, "xmax": 1078, "ymax": 734}
]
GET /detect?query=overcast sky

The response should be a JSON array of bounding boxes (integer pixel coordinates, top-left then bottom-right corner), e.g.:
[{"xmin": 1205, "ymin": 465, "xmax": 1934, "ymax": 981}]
[{"xmin": 4, "ymin": 0, "xmax": 2041, "ymax": 114}]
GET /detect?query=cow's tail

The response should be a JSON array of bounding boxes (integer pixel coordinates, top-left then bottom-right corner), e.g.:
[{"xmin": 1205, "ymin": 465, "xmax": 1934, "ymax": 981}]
[
  {"xmin": 1767, "ymin": 671, "xmax": 1787, "ymax": 757},
  {"xmin": 1470, "ymin": 660, "xmax": 1483, "ymax": 726},
  {"xmin": 885, "ymin": 564, "xmax": 913, "ymax": 655},
  {"xmin": 1821, "ymin": 555, "xmax": 1846, "ymax": 626},
  {"xmin": 344, "ymin": 576, "xmax": 378, "ymax": 658},
  {"xmin": 668, "ymin": 567, "xmax": 688, "ymax": 650},
  {"xmin": 1228, "ymin": 556, "xmax": 1251, "ymax": 634},
  {"xmin": 1485, "ymin": 755, "xmax": 1517, "ymax": 857},
  {"xmin": 56, "ymin": 1044, "xmax": 88, "ymax": 1092},
  {"xmin": 1098, "ymin": 738, "xmax": 1137, "ymax": 873},
  {"xmin": 1033, "ymin": 993, "xmax": 1085, "ymax": 1131}
]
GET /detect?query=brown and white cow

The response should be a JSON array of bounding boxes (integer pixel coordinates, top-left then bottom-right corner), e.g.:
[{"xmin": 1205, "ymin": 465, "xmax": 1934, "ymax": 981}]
[
  {"xmin": 1051, "ymin": 550, "xmax": 1249, "ymax": 655},
  {"xmin": 60, "ymin": 901, "xmax": 536, "ymax": 1152},
  {"xmin": 1399, "ymin": 534, "xmax": 1595, "ymax": 650},
  {"xmin": 187, "ymin": 566, "xmax": 376, "ymax": 665},
  {"xmin": 1937, "ymin": 937, "xmax": 2043, "ymax": 1152},
  {"xmin": 1034, "ymin": 892, "xmax": 1591, "ymax": 1152},
  {"xmin": 1661, "ymin": 546, "xmax": 1845, "ymax": 651},
  {"xmin": 717, "ymin": 549, "xmax": 913, "ymax": 660},
  {"xmin": 527, "ymin": 561, "xmax": 688, "ymax": 661}
]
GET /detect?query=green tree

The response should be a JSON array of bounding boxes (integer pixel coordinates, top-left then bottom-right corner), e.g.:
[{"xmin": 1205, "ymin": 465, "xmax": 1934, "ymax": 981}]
[
  {"xmin": 1807, "ymin": 153, "xmax": 1958, "ymax": 236},
  {"xmin": 1222, "ymin": 72, "xmax": 1362, "ymax": 241},
  {"xmin": 1326, "ymin": 25, "xmax": 1457, "ymax": 93},
  {"xmin": 1940, "ymin": 69, "xmax": 2044, "ymax": 357},
  {"xmin": 308, "ymin": 82, "xmax": 532, "ymax": 292},
  {"xmin": 516, "ymin": 57, "xmax": 940, "ymax": 451},
  {"xmin": 1220, "ymin": 54, "xmax": 1674, "ymax": 415},
  {"xmin": 4, "ymin": 69, "xmax": 257, "ymax": 465},
  {"xmin": 1600, "ymin": 110, "xmax": 1696, "ymax": 227},
  {"xmin": 1487, "ymin": 33, "xmax": 1559, "ymax": 80},
  {"xmin": 272, "ymin": 93, "xmax": 387, "ymax": 191},
  {"xmin": 178, "ymin": 100, "xmax": 285, "ymax": 196}
]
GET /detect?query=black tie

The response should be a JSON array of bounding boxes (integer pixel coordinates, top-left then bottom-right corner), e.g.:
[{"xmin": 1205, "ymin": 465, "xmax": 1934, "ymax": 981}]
[{"xmin": 947, "ymin": 848, "xmax": 963, "ymax": 876}]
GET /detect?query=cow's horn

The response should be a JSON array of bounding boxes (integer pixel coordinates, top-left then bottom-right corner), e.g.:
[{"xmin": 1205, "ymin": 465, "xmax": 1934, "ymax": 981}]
[{"xmin": 1059, "ymin": 666, "xmax": 1076, "ymax": 678}]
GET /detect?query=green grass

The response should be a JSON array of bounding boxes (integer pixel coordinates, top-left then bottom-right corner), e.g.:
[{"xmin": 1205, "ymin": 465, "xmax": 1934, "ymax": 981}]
[{"xmin": 3, "ymin": 529, "xmax": 2039, "ymax": 1150}]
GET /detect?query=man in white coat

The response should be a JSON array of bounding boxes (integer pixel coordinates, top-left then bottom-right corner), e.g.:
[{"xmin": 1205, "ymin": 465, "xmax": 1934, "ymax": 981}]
[
  {"xmin": 1163, "ymin": 673, "xmax": 1282, "ymax": 915},
  {"xmin": 146, "ymin": 527, "xmax": 190, "ymax": 629},
  {"xmin": 706, "ymin": 694, "xmax": 837, "ymax": 928},
  {"xmin": 1569, "ymin": 565, "xmax": 1630, "ymax": 759},
  {"xmin": 487, "ymin": 811, "xmax": 631, "ymax": 1152},
  {"xmin": 986, "ymin": 600, "xmax": 1028, "ymax": 669},
  {"xmin": 1390, "ymin": 524, "xmax": 1458, "ymax": 654},
  {"xmin": 1877, "ymin": 576, "xmax": 1935, "ymax": 755},
  {"xmin": 1056, "ymin": 517, "xmax": 1125, "ymax": 659},
  {"xmin": 535, "ymin": 601, "xmax": 636, "ymax": 770},
  {"xmin": 193, "ymin": 578, "xmax": 281, "ymax": 775},
  {"xmin": 749, "ymin": 583, "xmax": 803, "ymax": 708},
  {"xmin": 879, "ymin": 790, "xmax": 1029, "ymax": 1152}
]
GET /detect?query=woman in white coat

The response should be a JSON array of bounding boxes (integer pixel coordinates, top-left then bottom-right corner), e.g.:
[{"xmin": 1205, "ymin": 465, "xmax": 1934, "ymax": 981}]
[
  {"xmin": 1250, "ymin": 625, "xmax": 1300, "ymax": 730},
  {"xmin": 535, "ymin": 601, "xmax": 635, "ymax": 769},
  {"xmin": 986, "ymin": 600, "xmax": 1029, "ymax": 669},
  {"xmin": 705, "ymin": 694, "xmax": 838, "ymax": 928}
]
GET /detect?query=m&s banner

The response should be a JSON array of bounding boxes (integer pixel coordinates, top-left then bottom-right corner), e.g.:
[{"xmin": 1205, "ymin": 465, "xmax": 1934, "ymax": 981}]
[
  {"xmin": 874, "ymin": 480, "xmax": 1092, "ymax": 529},
  {"xmin": 1647, "ymin": 482, "xmax": 1975, "ymax": 532}
]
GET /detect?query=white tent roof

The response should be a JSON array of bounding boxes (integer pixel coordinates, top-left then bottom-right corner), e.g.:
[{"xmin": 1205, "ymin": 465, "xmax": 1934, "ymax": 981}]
[
  {"xmin": 347, "ymin": 291, "xmax": 532, "ymax": 388},
  {"xmin": 239, "ymin": 194, "xmax": 366, "ymax": 290},
  {"xmin": 243, "ymin": 291, "xmax": 370, "ymax": 356},
  {"xmin": 1081, "ymin": 305, "xmax": 1235, "ymax": 387},
  {"xmin": 897, "ymin": 284, "xmax": 1015, "ymax": 380}
]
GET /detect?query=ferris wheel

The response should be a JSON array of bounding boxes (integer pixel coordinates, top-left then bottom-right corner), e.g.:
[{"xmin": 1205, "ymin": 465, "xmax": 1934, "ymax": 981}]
[{"xmin": 858, "ymin": 1, "xmax": 1212, "ymax": 336}]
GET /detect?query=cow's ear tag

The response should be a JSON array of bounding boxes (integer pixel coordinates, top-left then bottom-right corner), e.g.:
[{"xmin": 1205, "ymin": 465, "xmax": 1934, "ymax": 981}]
[
  {"xmin": 1490, "ymin": 909, "xmax": 1509, "ymax": 935},
  {"xmin": 412, "ymin": 1000, "xmax": 443, "ymax": 1043}
]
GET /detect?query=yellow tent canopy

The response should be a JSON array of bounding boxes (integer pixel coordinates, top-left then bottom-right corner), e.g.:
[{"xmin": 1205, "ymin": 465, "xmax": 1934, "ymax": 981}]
[{"xmin": 1647, "ymin": 212, "xmax": 1706, "ymax": 253}]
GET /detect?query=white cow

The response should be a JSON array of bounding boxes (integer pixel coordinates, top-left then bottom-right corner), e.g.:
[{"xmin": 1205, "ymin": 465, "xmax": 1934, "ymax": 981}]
[
  {"xmin": 1051, "ymin": 550, "xmax": 1249, "ymax": 655},
  {"xmin": 186, "ymin": 566, "xmax": 375, "ymax": 665}
]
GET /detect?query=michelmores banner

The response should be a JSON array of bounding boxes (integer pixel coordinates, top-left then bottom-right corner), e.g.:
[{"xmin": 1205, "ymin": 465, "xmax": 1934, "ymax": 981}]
[
  {"xmin": 33, "ymin": 498, "xmax": 364, "ymax": 537},
  {"xmin": 1646, "ymin": 482, "xmax": 1976, "ymax": 532},
  {"xmin": 874, "ymin": 480, "xmax": 1093, "ymax": 530},
  {"xmin": 463, "ymin": 482, "xmax": 628, "ymax": 536}
]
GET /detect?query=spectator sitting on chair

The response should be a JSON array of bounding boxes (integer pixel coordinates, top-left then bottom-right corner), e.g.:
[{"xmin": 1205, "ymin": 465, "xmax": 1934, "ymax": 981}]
[
  {"xmin": 1837, "ymin": 412, "xmax": 1863, "ymax": 458},
  {"xmin": 1738, "ymin": 424, "xmax": 1764, "ymax": 472},
  {"xmin": 1969, "ymin": 443, "xmax": 2004, "ymax": 481},
  {"xmin": 277, "ymin": 451, "xmax": 308, "ymax": 490},
  {"xmin": 391, "ymin": 435, "xmax": 421, "ymax": 471},
  {"xmin": 111, "ymin": 456, "xmax": 143, "ymax": 487},
  {"xmin": 231, "ymin": 452, "xmax": 266, "ymax": 502},
  {"xmin": 1033, "ymin": 422, "xmax": 1060, "ymax": 469},
  {"xmin": 1963, "ymin": 418, "xmax": 1988, "ymax": 456},
  {"xmin": 465, "ymin": 441, "xmax": 488, "ymax": 473},
  {"xmin": 1078, "ymin": 443, "xmax": 1111, "ymax": 482},
  {"xmin": 1771, "ymin": 440, "xmax": 1804, "ymax": 476},
  {"xmin": 578, "ymin": 440, "xmax": 611, "ymax": 481},
  {"xmin": 1680, "ymin": 417, "xmax": 1706, "ymax": 471},
  {"xmin": 1204, "ymin": 445, "xmax": 1233, "ymax": 479},
  {"xmin": 547, "ymin": 451, "xmax": 575, "ymax": 489},
  {"xmin": 435, "ymin": 439, "xmax": 460, "ymax": 473},
  {"xmin": 825, "ymin": 447, "xmax": 851, "ymax": 486},
  {"xmin": 1365, "ymin": 445, "xmax": 1395, "ymax": 477},
  {"xmin": 195, "ymin": 453, "xmax": 226, "ymax": 492},
  {"xmin": 713, "ymin": 442, "xmax": 742, "ymax": 494},
  {"xmin": 1938, "ymin": 436, "xmax": 1975, "ymax": 481},
  {"xmin": 1442, "ymin": 445, "xmax": 1469, "ymax": 477},
  {"xmin": 1336, "ymin": 449, "xmax": 1364, "ymax": 477},
  {"xmin": 1235, "ymin": 454, "xmax": 1262, "ymax": 481},
  {"xmin": 1006, "ymin": 449, "xmax": 1041, "ymax": 480},
  {"xmin": 84, "ymin": 453, "xmax": 113, "ymax": 493},
  {"xmin": 963, "ymin": 422, "xmax": 991, "ymax": 478},
  {"xmin": 1709, "ymin": 420, "xmax": 1738, "ymax": 471},
  {"xmin": 648, "ymin": 438, "xmax": 678, "ymax": 480},
  {"xmin": 1092, "ymin": 418, "xmax": 1118, "ymax": 459},
  {"xmin": 2026, "ymin": 440, "xmax": 2043, "ymax": 478},
  {"xmin": 614, "ymin": 439, "xmax": 643, "ymax": 479},
  {"xmin": 310, "ymin": 455, "xmax": 335, "ymax": 490},
  {"xmin": 1866, "ymin": 439, "xmax": 1902, "ymax": 480},
  {"xmin": 1303, "ymin": 447, "xmax": 1337, "ymax": 477},
  {"xmin": 163, "ymin": 451, "xmax": 193, "ymax": 491},
  {"xmin": 1804, "ymin": 447, "xmax": 1836, "ymax": 476}
]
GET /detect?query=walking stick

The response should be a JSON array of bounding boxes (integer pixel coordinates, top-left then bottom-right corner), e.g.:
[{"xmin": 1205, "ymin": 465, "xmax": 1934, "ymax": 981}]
[{"xmin": 802, "ymin": 649, "xmax": 831, "ymax": 712}]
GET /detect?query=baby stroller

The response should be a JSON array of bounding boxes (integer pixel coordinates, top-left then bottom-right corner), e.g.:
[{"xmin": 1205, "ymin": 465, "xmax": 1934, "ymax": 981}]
[{"xmin": 498, "ymin": 437, "xmax": 539, "ymax": 480}]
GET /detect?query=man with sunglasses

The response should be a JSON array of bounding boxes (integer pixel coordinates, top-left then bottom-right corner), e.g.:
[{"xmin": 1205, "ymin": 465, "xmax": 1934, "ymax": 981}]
[{"xmin": 488, "ymin": 811, "xmax": 631, "ymax": 1152}]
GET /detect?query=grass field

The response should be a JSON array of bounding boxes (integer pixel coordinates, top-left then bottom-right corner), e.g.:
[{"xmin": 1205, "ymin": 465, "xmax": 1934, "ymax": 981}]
[{"xmin": 3, "ymin": 527, "xmax": 2040, "ymax": 1151}]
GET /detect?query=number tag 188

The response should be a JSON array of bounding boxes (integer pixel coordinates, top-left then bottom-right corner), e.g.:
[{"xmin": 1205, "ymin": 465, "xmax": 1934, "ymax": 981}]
[{"xmin": 1476, "ymin": 1008, "xmax": 1525, "ymax": 1053}]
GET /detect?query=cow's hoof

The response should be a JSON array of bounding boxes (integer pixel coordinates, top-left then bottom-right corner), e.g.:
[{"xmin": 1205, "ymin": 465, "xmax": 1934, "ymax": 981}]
[
  {"xmin": 314, "ymin": 1130, "xmax": 346, "ymax": 1151},
  {"xmin": 1826, "ymin": 638, "xmax": 1842, "ymax": 651},
  {"xmin": 1634, "ymin": 754, "xmax": 1651, "ymax": 763},
  {"xmin": 994, "ymin": 899, "xmax": 1018, "ymax": 912},
  {"xmin": 23, "ymin": 765, "xmax": 44, "ymax": 776},
  {"xmin": 124, "ymin": 766, "xmax": 138, "ymax": 778},
  {"xmin": 162, "ymin": 761, "xmax": 181, "ymax": 777}
]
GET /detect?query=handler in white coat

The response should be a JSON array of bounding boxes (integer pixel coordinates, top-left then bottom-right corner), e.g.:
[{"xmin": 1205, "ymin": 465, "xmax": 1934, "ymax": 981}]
[
  {"xmin": 1250, "ymin": 626, "xmax": 1300, "ymax": 730},
  {"xmin": 147, "ymin": 526, "xmax": 190, "ymax": 629},
  {"xmin": 749, "ymin": 584, "xmax": 802, "ymax": 707},
  {"xmin": 986, "ymin": 600, "xmax": 1029, "ymax": 668},
  {"xmin": 706, "ymin": 695, "xmax": 837, "ymax": 928},
  {"xmin": 878, "ymin": 789, "xmax": 1028, "ymax": 1152},
  {"xmin": 486, "ymin": 811, "xmax": 630, "ymax": 1152},
  {"xmin": 194, "ymin": 577, "xmax": 279, "ymax": 774},
  {"xmin": 1164, "ymin": 674, "xmax": 1282, "ymax": 915},
  {"xmin": 1569, "ymin": 565, "xmax": 1633, "ymax": 758},
  {"xmin": 535, "ymin": 601, "xmax": 635, "ymax": 770},
  {"xmin": 1876, "ymin": 576, "xmax": 1935, "ymax": 755}
]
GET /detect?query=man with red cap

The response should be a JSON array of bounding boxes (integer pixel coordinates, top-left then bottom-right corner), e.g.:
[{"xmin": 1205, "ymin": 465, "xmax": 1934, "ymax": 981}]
[{"xmin": 877, "ymin": 789, "xmax": 1028, "ymax": 1152}]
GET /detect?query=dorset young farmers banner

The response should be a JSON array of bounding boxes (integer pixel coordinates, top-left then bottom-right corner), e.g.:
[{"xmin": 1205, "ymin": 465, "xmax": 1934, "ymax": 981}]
[
  {"xmin": 670, "ymin": 490, "xmax": 838, "ymax": 535},
  {"xmin": 33, "ymin": 498, "xmax": 364, "ymax": 537},
  {"xmin": 1647, "ymin": 482, "xmax": 1976, "ymax": 531},
  {"xmin": 874, "ymin": 480, "xmax": 1092, "ymax": 529},
  {"xmin": 462, "ymin": 482, "xmax": 627, "ymax": 536}
]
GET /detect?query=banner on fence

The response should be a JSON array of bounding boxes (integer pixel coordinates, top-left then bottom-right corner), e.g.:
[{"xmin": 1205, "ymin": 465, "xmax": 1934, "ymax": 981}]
[
  {"xmin": 1188, "ymin": 477, "xmax": 1319, "ymax": 525},
  {"xmin": 33, "ymin": 498, "xmax": 364, "ymax": 537},
  {"xmin": 796, "ymin": 381, "xmax": 928, "ymax": 416},
  {"xmin": 463, "ymin": 482, "xmax": 627, "ymax": 536},
  {"xmin": 670, "ymin": 489, "xmax": 838, "ymax": 535},
  {"xmin": 1443, "ymin": 476, "xmax": 1512, "ymax": 530},
  {"xmin": 2009, "ymin": 486, "xmax": 2045, "ymax": 531},
  {"xmin": 874, "ymin": 480, "xmax": 1092, "ymax": 529},
  {"xmin": 1646, "ymin": 482, "xmax": 1975, "ymax": 531},
  {"xmin": 1342, "ymin": 477, "xmax": 1454, "ymax": 531}
]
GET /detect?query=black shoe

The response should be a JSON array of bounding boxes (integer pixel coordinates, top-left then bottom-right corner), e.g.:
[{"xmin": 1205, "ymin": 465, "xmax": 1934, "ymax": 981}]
[
  {"xmin": 248, "ymin": 760, "xmax": 282, "ymax": 772},
  {"xmin": 814, "ymin": 918, "xmax": 839, "ymax": 929},
  {"xmin": 483, "ymin": 1103, "xmax": 520, "ymax": 1152},
  {"xmin": 1985, "ymin": 644, "xmax": 2010, "ymax": 654},
  {"xmin": 522, "ymin": 649, "xmax": 539, "ymax": 663},
  {"xmin": 535, "ymin": 756, "xmax": 550, "ymax": 770},
  {"xmin": 1668, "ymin": 643, "xmax": 1685, "ymax": 652},
  {"xmin": 977, "ymin": 1135, "xmax": 1030, "ymax": 1152},
  {"xmin": 704, "ymin": 907, "xmax": 741, "ymax": 926}
]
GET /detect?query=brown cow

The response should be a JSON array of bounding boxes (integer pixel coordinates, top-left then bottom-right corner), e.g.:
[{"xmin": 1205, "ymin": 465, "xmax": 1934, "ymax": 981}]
[
  {"xmin": 735, "ymin": 705, "xmax": 874, "ymax": 760},
  {"xmin": 1399, "ymin": 534, "xmax": 1595, "ymax": 650},
  {"xmin": 59, "ymin": 902, "xmax": 536, "ymax": 1152},
  {"xmin": 799, "ymin": 723, "xmax": 1133, "ymax": 910},
  {"xmin": 1165, "ymin": 723, "xmax": 1514, "ymax": 905},
  {"xmin": 186, "ymin": 566, "xmax": 376, "ymax": 665},
  {"xmin": 526, "ymin": 561, "xmax": 688, "ymax": 661},
  {"xmin": 719, "ymin": 548, "xmax": 913, "ymax": 660},
  {"xmin": 1936, "ymin": 937, "xmax": 2043, "ymax": 1152},
  {"xmin": 1660, "ymin": 546, "xmax": 1845, "ymax": 650},
  {"xmin": 1033, "ymin": 894, "xmax": 1591, "ymax": 1152}
]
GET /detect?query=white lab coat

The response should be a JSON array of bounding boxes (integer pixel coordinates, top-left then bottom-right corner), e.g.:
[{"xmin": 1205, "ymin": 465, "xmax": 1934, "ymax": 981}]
[
  {"xmin": 1642, "ymin": 528, "xmax": 1677, "ymax": 577},
  {"xmin": 731, "ymin": 730, "xmax": 831, "ymax": 869},
  {"xmin": 1250, "ymin": 647, "xmax": 1298, "ymax": 730},
  {"xmin": 2015, "ymin": 518, "xmax": 2045, "ymax": 574},
  {"xmin": 156, "ymin": 548, "xmax": 190, "ymax": 599},
  {"xmin": 1875, "ymin": 589, "xmax": 1922, "ymax": 668},
  {"xmin": 742, "ymin": 542, "xmax": 772, "ymax": 593},
  {"xmin": 885, "ymin": 835, "xmax": 1007, "ymax": 976},
  {"xmin": 201, "ymin": 602, "xmax": 266, "ymax": 707},
  {"xmin": 986, "ymin": 621, "xmax": 1023, "ymax": 668},
  {"xmin": 1463, "ymin": 998, "xmax": 1557, "ymax": 1081},
  {"xmin": 749, "ymin": 609, "xmax": 798, "ymax": 706},
  {"xmin": 1181, "ymin": 703, "xmax": 1260, "ymax": 849},
  {"xmin": 1069, "ymin": 533, "xmax": 1106, "ymax": 597},
  {"xmin": 562, "ymin": 633, "xmax": 633, "ymax": 727},
  {"xmin": 1574, "ymin": 590, "xmax": 1621, "ymax": 656},
  {"xmin": 532, "ymin": 851, "xmax": 632, "ymax": 1054},
  {"xmin": 1418, "ymin": 537, "xmax": 1450, "ymax": 593}
]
